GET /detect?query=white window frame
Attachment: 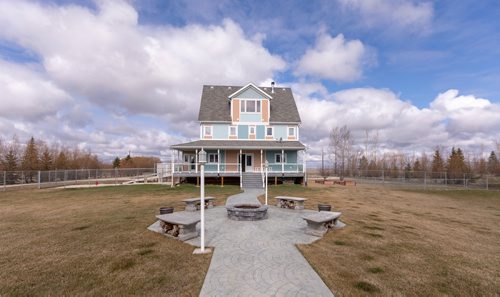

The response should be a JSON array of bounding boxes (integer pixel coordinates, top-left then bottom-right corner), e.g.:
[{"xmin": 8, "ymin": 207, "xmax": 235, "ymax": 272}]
[
  {"xmin": 288, "ymin": 126, "xmax": 296, "ymax": 137},
  {"xmin": 240, "ymin": 99, "xmax": 261, "ymax": 113},
  {"xmin": 274, "ymin": 153, "xmax": 287, "ymax": 163},
  {"xmin": 208, "ymin": 153, "xmax": 218, "ymax": 163},
  {"xmin": 266, "ymin": 126, "xmax": 274, "ymax": 137},
  {"xmin": 229, "ymin": 125, "xmax": 237, "ymax": 137},
  {"xmin": 204, "ymin": 125, "xmax": 212, "ymax": 137},
  {"xmin": 249, "ymin": 125, "xmax": 256, "ymax": 135}
]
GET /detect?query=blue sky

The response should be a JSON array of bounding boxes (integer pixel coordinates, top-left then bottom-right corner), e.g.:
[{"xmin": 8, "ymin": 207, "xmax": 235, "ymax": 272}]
[{"xmin": 0, "ymin": 0, "xmax": 499, "ymax": 161}]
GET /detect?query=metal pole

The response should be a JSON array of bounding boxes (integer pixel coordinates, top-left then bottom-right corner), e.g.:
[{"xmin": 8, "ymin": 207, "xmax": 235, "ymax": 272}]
[
  {"xmin": 424, "ymin": 171, "xmax": 427, "ymax": 191},
  {"xmin": 265, "ymin": 166, "xmax": 268, "ymax": 205},
  {"xmin": 486, "ymin": 176, "xmax": 488, "ymax": 190},
  {"xmin": 3, "ymin": 171, "xmax": 6, "ymax": 191},
  {"xmin": 38, "ymin": 171, "xmax": 41, "ymax": 189},
  {"xmin": 200, "ymin": 163, "xmax": 205, "ymax": 252}
]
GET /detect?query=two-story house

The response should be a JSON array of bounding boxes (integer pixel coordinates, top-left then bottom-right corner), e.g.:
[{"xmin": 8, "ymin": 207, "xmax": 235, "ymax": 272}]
[{"xmin": 170, "ymin": 82, "xmax": 306, "ymax": 187}]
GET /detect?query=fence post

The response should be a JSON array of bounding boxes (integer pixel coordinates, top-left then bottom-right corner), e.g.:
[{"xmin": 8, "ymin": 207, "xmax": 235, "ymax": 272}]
[
  {"xmin": 424, "ymin": 171, "xmax": 427, "ymax": 190},
  {"xmin": 3, "ymin": 171, "xmax": 6, "ymax": 192},
  {"xmin": 38, "ymin": 171, "xmax": 41, "ymax": 189},
  {"xmin": 486, "ymin": 176, "xmax": 488, "ymax": 190},
  {"xmin": 463, "ymin": 174, "xmax": 466, "ymax": 189}
]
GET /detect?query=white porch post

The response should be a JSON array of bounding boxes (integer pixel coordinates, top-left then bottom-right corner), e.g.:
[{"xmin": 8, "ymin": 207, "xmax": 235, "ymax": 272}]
[
  {"xmin": 239, "ymin": 149, "xmax": 243, "ymax": 188},
  {"xmin": 195, "ymin": 149, "xmax": 198, "ymax": 173},
  {"xmin": 260, "ymin": 149, "xmax": 263, "ymax": 188},
  {"xmin": 281, "ymin": 149, "xmax": 285, "ymax": 173},
  {"xmin": 303, "ymin": 149, "xmax": 307, "ymax": 186},
  {"xmin": 170, "ymin": 150, "xmax": 174, "ymax": 187},
  {"xmin": 217, "ymin": 149, "xmax": 220, "ymax": 174}
]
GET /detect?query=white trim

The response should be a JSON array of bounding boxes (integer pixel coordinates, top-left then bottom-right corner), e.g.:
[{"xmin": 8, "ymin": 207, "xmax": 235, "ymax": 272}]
[
  {"xmin": 228, "ymin": 125, "xmax": 237, "ymax": 137},
  {"xmin": 240, "ymin": 99, "xmax": 262, "ymax": 113},
  {"xmin": 287, "ymin": 126, "xmax": 296, "ymax": 137},
  {"xmin": 227, "ymin": 83, "xmax": 272, "ymax": 99}
]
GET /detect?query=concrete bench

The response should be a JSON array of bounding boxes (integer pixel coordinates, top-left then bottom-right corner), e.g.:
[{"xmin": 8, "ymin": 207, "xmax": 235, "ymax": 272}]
[
  {"xmin": 302, "ymin": 211, "xmax": 342, "ymax": 236},
  {"xmin": 182, "ymin": 197, "xmax": 216, "ymax": 212},
  {"xmin": 275, "ymin": 196, "xmax": 307, "ymax": 210},
  {"xmin": 156, "ymin": 212, "xmax": 200, "ymax": 241}
]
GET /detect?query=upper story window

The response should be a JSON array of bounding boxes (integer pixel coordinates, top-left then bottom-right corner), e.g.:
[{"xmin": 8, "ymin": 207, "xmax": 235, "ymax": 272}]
[
  {"xmin": 266, "ymin": 126, "xmax": 273, "ymax": 137},
  {"xmin": 275, "ymin": 153, "xmax": 287, "ymax": 163},
  {"xmin": 229, "ymin": 125, "xmax": 237, "ymax": 137},
  {"xmin": 288, "ymin": 127, "xmax": 296, "ymax": 137},
  {"xmin": 204, "ymin": 125, "xmax": 212, "ymax": 137},
  {"xmin": 240, "ymin": 99, "xmax": 261, "ymax": 113},
  {"xmin": 249, "ymin": 125, "xmax": 256, "ymax": 135}
]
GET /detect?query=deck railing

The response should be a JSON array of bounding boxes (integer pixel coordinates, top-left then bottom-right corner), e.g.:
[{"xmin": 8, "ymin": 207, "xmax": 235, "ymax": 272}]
[{"xmin": 167, "ymin": 162, "xmax": 304, "ymax": 174}]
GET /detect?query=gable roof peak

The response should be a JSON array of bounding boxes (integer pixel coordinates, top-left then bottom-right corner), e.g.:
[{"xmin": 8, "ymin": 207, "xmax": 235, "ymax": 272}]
[{"xmin": 227, "ymin": 82, "xmax": 273, "ymax": 100}]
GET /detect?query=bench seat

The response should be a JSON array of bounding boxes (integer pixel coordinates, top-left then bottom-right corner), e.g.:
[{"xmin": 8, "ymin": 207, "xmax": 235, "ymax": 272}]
[
  {"xmin": 302, "ymin": 211, "xmax": 342, "ymax": 236},
  {"xmin": 156, "ymin": 212, "xmax": 200, "ymax": 241},
  {"xmin": 182, "ymin": 196, "xmax": 216, "ymax": 212},
  {"xmin": 275, "ymin": 196, "xmax": 307, "ymax": 210}
]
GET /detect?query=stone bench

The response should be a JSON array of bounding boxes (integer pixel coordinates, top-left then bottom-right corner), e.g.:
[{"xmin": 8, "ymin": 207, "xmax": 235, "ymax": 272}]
[
  {"xmin": 302, "ymin": 211, "xmax": 342, "ymax": 236},
  {"xmin": 156, "ymin": 212, "xmax": 200, "ymax": 241},
  {"xmin": 182, "ymin": 197, "xmax": 216, "ymax": 212},
  {"xmin": 275, "ymin": 196, "xmax": 307, "ymax": 210}
]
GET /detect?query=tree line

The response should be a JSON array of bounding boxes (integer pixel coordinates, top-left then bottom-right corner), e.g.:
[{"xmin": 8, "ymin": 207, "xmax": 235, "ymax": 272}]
[
  {"xmin": 327, "ymin": 125, "xmax": 500, "ymax": 180},
  {"xmin": 0, "ymin": 136, "xmax": 161, "ymax": 173}
]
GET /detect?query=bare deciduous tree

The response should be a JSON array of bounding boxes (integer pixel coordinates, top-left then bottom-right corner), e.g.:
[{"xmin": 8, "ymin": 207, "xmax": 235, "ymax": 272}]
[{"xmin": 329, "ymin": 125, "xmax": 353, "ymax": 181}]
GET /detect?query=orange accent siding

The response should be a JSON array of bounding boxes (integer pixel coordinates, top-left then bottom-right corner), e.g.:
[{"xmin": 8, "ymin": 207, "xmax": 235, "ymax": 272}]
[
  {"xmin": 287, "ymin": 136, "xmax": 296, "ymax": 140},
  {"xmin": 266, "ymin": 135, "xmax": 274, "ymax": 140},
  {"xmin": 232, "ymin": 99, "xmax": 240, "ymax": 122},
  {"xmin": 262, "ymin": 100, "xmax": 269, "ymax": 122},
  {"xmin": 249, "ymin": 134, "xmax": 256, "ymax": 139},
  {"xmin": 226, "ymin": 150, "xmax": 239, "ymax": 172},
  {"xmin": 229, "ymin": 135, "xmax": 238, "ymax": 139},
  {"xmin": 204, "ymin": 135, "xmax": 213, "ymax": 139}
]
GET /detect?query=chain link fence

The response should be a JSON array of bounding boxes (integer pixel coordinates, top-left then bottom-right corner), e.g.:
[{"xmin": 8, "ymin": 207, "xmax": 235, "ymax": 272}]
[{"xmin": 1, "ymin": 168, "xmax": 156, "ymax": 191}]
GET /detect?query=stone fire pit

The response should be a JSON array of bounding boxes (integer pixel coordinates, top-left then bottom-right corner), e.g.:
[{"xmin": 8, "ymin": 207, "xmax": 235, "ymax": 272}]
[{"xmin": 226, "ymin": 204, "xmax": 269, "ymax": 221}]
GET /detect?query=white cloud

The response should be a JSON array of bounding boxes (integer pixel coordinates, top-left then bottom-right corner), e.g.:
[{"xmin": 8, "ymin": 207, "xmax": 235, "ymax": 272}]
[
  {"xmin": 338, "ymin": 0, "xmax": 434, "ymax": 33},
  {"xmin": 0, "ymin": 0, "xmax": 285, "ymax": 121},
  {"xmin": 0, "ymin": 60, "xmax": 71, "ymax": 120},
  {"xmin": 293, "ymin": 84, "xmax": 499, "ymax": 153},
  {"xmin": 295, "ymin": 33, "xmax": 371, "ymax": 82}
]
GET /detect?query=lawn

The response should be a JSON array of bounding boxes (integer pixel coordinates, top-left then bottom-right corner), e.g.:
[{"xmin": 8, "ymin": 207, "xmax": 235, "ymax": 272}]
[
  {"xmin": 262, "ymin": 184, "xmax": 500, "ymax": 296},
  {"xmin": 0, "ymin": 184, "xmax": 240, "ymax": 296},
  {"xmin": 1, "ymin": 183, "xmax": 499, "ymax": 296}
]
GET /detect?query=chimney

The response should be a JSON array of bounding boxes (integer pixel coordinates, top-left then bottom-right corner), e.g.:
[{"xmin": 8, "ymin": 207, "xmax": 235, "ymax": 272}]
[{"xmin": 271, "ymin": 81, "xmax": 275, "ymax": 94}]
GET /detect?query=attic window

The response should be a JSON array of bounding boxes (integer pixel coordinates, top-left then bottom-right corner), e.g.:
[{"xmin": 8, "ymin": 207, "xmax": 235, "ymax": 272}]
[{"xmin": 240, "ymin": 99, "xmax": 261, "ymax": 113}]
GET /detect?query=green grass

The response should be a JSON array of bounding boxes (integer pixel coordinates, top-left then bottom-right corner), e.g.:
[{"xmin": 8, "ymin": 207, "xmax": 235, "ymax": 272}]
[{"xmin": 354, "ymin": 281, "xmax": 379, "ymax": 292}]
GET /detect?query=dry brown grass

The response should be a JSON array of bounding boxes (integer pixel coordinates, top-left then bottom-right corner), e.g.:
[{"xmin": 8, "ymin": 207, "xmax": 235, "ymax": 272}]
[
  {"xmin": 0, "ymin": 184, "xmax": 240, "ymax": 296},
  {"xmin": 262, "ymin": 183, "xmax": 500, "ymax": 296}
]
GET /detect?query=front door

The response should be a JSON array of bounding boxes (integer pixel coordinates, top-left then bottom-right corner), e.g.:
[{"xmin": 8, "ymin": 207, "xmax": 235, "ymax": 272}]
[
  {"xmin": 238, "ymin": 154, "xmax": 254, "ymax": 172},
  {"xmin": 184, "ymin": 154, "xmax": 195, "ymax": 171},
  {"xmin": 245, "ymin": 154, "xmax": 253, "ymax": 172}
]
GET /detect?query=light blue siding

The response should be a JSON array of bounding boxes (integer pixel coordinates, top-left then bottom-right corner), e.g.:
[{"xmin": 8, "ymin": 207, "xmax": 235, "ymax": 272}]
[
  {"xmin": 238, "ymin": 125, "xmax": 249, "ymax": 139},
  {"xmin": 213, "ymin": 124, "xmax": 228, "ymax": 139},
  {"xmin": 240, "ymin": 114, "xmax": 261, "ymax": 122},
  {"xmin": 274, "ymin": 125, "xmax": 287, "ymax": 140},
  {"xmin": 256, "ymin": 125, "xmax": 265, "ymax": 139},
  {"xmin": 237, "ymin": 87, "xmax": 263, "ymax": 99}
]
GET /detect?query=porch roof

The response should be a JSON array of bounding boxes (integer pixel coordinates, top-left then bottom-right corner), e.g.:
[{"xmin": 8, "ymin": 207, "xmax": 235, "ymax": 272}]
[{"xmin": 171, "ymin": 140, "xmax": 306, "ymax": 150}]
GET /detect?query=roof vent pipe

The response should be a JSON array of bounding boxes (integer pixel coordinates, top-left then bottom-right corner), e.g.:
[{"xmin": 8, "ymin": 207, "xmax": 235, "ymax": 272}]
[{"xmin": 271, "ymin": 81, "xmax": 275, "ymax": 94}]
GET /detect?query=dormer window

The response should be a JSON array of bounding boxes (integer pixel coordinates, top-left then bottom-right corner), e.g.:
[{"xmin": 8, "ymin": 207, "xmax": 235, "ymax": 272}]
[
  {"xmin": 240, "ymin": 99, "xmax": 261, "ymax": 113},
  {"xmin": 229, "ymin": 125, "xmax": 237, "ymax": 137}
]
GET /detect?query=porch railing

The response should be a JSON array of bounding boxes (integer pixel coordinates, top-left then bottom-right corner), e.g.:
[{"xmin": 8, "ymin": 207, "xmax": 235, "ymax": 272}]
[{"xmin": 166, "ymin": 162, "xmax": 305, "ymax": 174}]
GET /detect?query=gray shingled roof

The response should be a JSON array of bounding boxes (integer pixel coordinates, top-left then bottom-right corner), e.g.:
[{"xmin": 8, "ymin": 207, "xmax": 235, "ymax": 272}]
[
  {"xmin": 198, "ymin": 85, "xmax": 301, "ymax": 123},
  {"xmin": 171, "ymin": 140, "xmax": 306, "ymax": 150}
]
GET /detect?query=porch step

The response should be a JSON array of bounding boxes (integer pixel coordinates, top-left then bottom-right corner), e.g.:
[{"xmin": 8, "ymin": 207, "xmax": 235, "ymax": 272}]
[{"xmin": 242, "ymin": 173, "xmax": 263, "ymax": 188}]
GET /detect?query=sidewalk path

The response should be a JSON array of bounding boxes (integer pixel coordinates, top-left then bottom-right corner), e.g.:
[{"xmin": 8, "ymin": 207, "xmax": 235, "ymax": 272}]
[{"xmin": 185, "ymin": 188, "xmax": 335, "ymax": 297}]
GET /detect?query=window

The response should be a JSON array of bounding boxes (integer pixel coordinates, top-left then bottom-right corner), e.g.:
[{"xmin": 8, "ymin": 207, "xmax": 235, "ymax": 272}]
[
  {"xmin": 208, "ymin": 153, "xmax": 218, "ymax": 163},
  {"xmin": 275, "ymin": 153, "xmax": 287, "ymax": 163},
  {"xmin": 249, "ymin": 125, "xmax": 256, "ymax": 135},
  {"xmin": 240, "ymin": 100, "xmax": 261, "ymax": 113},
  {"xmin": 229, "ymin": 125, "xmax": 237, "ymax": 136},
  {"xmin": 288, "ymin": 127, "xmax": 295, "ymax": 137},
  {"xmin": 204, "ymin": 125, "xmax": 212, "ymax": 136},
  {"xmin": 266, "ymin": 126, "xmax": 273, "ymax": 137}
]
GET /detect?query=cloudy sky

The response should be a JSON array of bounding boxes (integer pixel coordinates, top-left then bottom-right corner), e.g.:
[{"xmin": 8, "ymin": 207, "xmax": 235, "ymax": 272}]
[{"xmin": 1, "ymin": 0, "xmax": 499, "ymax": 161}]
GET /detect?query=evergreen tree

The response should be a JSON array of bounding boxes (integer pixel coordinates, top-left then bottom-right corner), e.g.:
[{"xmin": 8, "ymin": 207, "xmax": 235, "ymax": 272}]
[
  {"xmin": 488, "ymin": 151, "xmax": 499, "ymax": 175},
  {"xmin": 55, "ymin": 150, "xmax": 68, "ymax": 169},
  {"xmin": 21, "ymin": 137, "xmax": 39, "ymax": 171},
  {"xmin": 431, "ymin": 149, "xmax": 444, "ymax": 175},
  {"xmin": 359, "ymin": 155, "xmax": 368, "ymax": 175},
  {"xmin": 2, "ymin": 147, "xmax": 18, "ymax": 184},
  {"xmin": 40, "ymin": 147, "xmax": 54, "ymax": 170},
  {"xmin": 113, "ymin": 157, "xmax": 121, "ymax": 168},
  {"xmin": 447, "ymin": 147, "xmax": 467, "ymax": 182}
]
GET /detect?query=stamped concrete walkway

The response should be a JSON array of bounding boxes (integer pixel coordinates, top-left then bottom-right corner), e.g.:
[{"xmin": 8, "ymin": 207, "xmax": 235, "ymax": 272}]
[{"xmin": 185, "ymin": 189, "xmax": 335, "ymax": 297}]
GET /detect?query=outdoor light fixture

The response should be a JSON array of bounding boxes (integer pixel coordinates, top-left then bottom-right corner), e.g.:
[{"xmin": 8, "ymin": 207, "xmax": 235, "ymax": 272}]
[{"xmin": 194, "ymin": 148, "xmax": 211, "ymax": 254}]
